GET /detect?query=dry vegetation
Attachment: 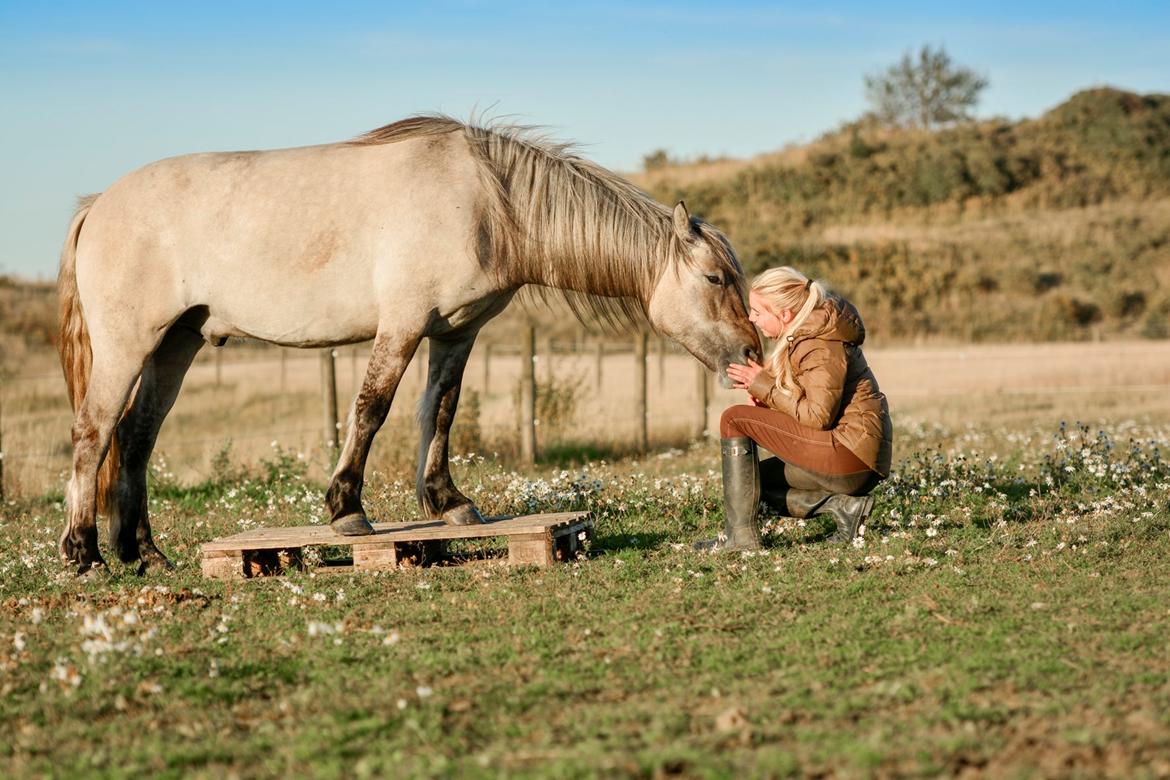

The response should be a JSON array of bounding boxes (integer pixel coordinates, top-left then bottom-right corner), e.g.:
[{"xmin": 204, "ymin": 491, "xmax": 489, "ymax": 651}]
[
  {"xmin": 2, "ymin": 87, "xmax": 1170, "ymax": 777},
  {"xmin": 636, "ymin": 87, "xmax": 1170, "ymax": 342},
  {"xmin": 3, "ymin": 335, "xmax": 1169, "ymax": 501}
]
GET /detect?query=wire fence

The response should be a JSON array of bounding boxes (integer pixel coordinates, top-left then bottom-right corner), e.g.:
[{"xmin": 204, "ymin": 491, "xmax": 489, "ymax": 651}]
[
  {"xmin": 0, "ymin": 333, "xmax": 713, "ymax": 498},
  {"xmin": 2, "ymin": 335, "xmax": 1169, "ymax": 499}
]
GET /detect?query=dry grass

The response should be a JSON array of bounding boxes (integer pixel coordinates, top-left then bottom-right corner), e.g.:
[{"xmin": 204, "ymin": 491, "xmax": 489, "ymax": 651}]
[
  {"xmin": 4, "ymin": 337, "xmax": 1169, "ymax": 500},
  {"xmin": 820, "ymin": 197, "xmax": 1170, "ymax": 249}
]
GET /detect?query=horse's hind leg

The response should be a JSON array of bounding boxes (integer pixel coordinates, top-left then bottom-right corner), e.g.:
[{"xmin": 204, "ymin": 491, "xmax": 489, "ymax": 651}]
[
  {"xmin": 324, "ymin": 331, "xmax": 420, "ymax": 535},
  {"xmin": 108, "ymin": 323, "xmax": 205, "ymax": 572},
  {"xmin": 62, "ymin": 348, "xmax": 151, "ymax": 573},
  {"xmin": 417, "ymin": 333, "xmax": 482, "ymax": 525}
]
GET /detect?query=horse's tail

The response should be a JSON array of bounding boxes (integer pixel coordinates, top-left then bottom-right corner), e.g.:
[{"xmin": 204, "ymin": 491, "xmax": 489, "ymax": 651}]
[{"xmin": 58, "ymin": 194, "xmax": 118, "ymax": 513}]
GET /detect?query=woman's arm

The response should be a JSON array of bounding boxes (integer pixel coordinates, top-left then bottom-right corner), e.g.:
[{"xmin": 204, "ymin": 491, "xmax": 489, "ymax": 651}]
[{"xmin": 748, "ymin": 342, "xmax": 847, "ymax": 430}]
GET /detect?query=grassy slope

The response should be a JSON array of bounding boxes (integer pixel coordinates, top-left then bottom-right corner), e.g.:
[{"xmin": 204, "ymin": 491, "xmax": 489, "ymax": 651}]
[
  {"xmin": 5, "ymin": 88, "xmax": 1170, "ymax": 362},
  {"xmin": 635, "ymin": 87, "xmax": 1170, "ymax": 343},
  {"xmin": 2, "ymin": 421, "xmax": 1168, "ymax": 778}
]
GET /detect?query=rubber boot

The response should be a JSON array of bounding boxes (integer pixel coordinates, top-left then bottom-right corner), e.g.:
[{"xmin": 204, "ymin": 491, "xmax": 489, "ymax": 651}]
[
  {"xmin": 695, "ymin": 437, "xmax": 762, "ymax": 552},
  {"xmin": 764, "ymin": 489, "xmax": 874, "ymax": 544},
  {"xmin": 821, "ymin": 494, "xmax": 874, "ymax": 544}
]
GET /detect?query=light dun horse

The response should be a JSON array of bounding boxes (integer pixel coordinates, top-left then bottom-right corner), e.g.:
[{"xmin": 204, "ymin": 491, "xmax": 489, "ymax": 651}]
[{"xmin": 58, "ymin": 116, "xmax": 760, "ymax": 573}]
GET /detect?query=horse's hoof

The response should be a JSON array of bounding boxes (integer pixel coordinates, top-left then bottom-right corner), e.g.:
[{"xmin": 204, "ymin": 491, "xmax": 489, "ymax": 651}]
[
  {"xmin": 61, "ymin": 535, "xmax": 106, "ymax": 573},
  {"xmin": 441, "ymin": 504, "xmax": 484, "ymax": 526},
  {"xmin": 331, "ymin": 514, "xmax": 375, "ymax": 536},
  {"xmin": 76, "ymin": 561, "xmax": 110, "ymax": 580},
  {"xmin": 136, "ymin": 550, "xmax": 175, "ymax": 576}
]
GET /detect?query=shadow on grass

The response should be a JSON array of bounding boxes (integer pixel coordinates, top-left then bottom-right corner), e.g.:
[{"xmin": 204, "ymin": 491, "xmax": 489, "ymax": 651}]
[
  {"xmin": 588, "ymin": 531, "xmax": 671, "ymax": 554},
  {"xmin": 536, "ymin": 434, "xmax": 704, "ymax": 468}
]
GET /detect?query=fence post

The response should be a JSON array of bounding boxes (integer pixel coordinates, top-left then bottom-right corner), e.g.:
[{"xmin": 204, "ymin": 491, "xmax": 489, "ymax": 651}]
[
  {"xmin": 320, "ymin": 349, "xmax": 340, "ymax": 454},
  {"xmin": 519, "ymin": 325, "xmax": 537, "ymax": 465},
  {"xmin": 351, "ymin": 346, "xmax": 359, "ymax": 396},
  {"xmin": 657, "ymin": 336, "xmax": 666, "ymax": 388},
  {"xmin": 634, "ymin": 331, "xmax": 648, "ymax": 452},
  {"xmin": 0, "ymin": 385, "xmax": 5, "ymax": 501},
  {"xmin": 279, "ymin": 349, "xmax": 287, "ymax": 393},
  {"xmin": 482, "ymin": 343, "xmax": 491, "ymax": 396},
  {"xmin": 594, "ymin": 340, "xmax": 604, "ymax": 389},
  {"xmin": 695, "ymin": 361, "xmax": 709, "ymax": 440}
]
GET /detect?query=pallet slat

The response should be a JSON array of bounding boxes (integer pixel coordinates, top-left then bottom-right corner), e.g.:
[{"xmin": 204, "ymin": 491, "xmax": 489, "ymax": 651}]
[
  {"xmin": 200, "ymin": 512, "xmax": 592, "ymax": 579},
  {"xmin": 202, "ymin": 512, "xmax": 589, "ymax": 552}
]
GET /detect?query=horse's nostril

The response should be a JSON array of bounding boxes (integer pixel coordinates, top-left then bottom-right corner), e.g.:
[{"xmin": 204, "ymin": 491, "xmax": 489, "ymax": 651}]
[{"xmin": 744, "ymin": 348, "xmax": 759, "ymax": 363}]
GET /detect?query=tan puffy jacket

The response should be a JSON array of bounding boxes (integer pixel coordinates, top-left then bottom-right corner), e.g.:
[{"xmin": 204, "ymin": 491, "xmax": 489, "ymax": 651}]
[{"xmin": 747, "ymin": 293, "xmax": 893, "ymax": 476}]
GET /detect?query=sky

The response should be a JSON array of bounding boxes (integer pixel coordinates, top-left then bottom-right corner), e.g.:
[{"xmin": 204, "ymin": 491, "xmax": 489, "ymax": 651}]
[{"xmin": 1, "ymin": 0, "xmax": 1168, "ymax": 279}]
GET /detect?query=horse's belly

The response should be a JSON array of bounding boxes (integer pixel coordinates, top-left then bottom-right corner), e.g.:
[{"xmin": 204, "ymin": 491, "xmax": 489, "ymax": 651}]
[{"xmin": 200, "ymin": 269, "xmax": 380, "ymax": 347}]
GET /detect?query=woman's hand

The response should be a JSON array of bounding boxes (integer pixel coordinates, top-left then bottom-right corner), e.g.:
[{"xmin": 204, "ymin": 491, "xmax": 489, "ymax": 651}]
[{"xmin": 726, "ymin": 359, "xmax": 765, "ymax": 391}]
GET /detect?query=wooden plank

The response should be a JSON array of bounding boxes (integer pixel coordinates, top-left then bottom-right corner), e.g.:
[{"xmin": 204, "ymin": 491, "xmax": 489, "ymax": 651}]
[
  {"xmin": 508, "ymin": 532, "xmax": 554, "ymax": 566},
  {"xmin": 202, "ymin": 512, "xmax": 590, "ymax": 552},
  {"xmin": 200, "ymin": 512, "xmax": 592, "ymax": 577},
  {"xmin": 353, "ymin": 545, "xmax": 398, "ymax": 571},
  {"xmin": 201, "ymin": 553, "xmax": 243, "ymax": 580}
]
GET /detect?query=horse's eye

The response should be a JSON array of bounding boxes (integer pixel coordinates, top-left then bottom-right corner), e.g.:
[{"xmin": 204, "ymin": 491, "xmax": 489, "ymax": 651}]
[{"xmin": 705, "ymin": 274, "xmax": 722, "ymax": 285}]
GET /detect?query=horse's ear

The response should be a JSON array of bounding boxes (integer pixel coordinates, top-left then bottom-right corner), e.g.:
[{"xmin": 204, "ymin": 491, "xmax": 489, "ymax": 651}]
[{"xmin": 672, "ymin": 201, "xmax": 695, "ymax": 242}]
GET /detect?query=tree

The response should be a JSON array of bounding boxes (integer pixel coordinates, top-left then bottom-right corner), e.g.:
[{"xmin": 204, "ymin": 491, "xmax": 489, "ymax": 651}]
[
  {"xmin": 642, "ymin": 148, "xmax": 672, "ymax": 171},
  {"xmin": 865, "ymin": 45, "xmax": 988, "ymax": 130}
]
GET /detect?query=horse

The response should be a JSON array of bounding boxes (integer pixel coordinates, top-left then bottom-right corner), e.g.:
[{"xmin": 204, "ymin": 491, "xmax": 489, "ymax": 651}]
[{"xmin": 57, "ymin": 116, "xmax": 761, "ymax": 574}]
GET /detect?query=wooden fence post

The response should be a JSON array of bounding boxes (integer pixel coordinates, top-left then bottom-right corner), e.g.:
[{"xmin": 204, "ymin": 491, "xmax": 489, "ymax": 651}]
[
  {"xmin": 657, "ymin": 336, "xmax": 666, "ymax": 388},
  {"xmin": 695, "ymin": 361, "xmax": 709, "ymax": 440},
  {"xmin": 519, "ymin": 326, "xmax": 537, "ymax": 465},
  {"xmin": 351, "ymin": 346, "xmax": 359, "ymax": 396},
  {"xmin": 0, "ymin": 385, "xmax": 5, "ymax": 502},
  {"xmin": 482, "ymin": 343, "xmax": 492, "ymax": 396},
  {"xmin": 321, "ymin": 349, "xmax": 340, "ymax": 454},
  {"xmin": 594, "ymin": 340, "xmax": 604, "ymax": 389},
  {"xmin": 279, "ymin": 349, "xmax": 287, "ymax": 393},
  {"xmin": 634, "ymin": 331, "xmax": 648, "ymax": 452}
]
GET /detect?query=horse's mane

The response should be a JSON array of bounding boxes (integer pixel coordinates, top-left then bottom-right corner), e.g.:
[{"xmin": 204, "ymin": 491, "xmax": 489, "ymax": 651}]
[{"xmin": 348, "ymin": 115, "xmax": 743, "ymax": 330}]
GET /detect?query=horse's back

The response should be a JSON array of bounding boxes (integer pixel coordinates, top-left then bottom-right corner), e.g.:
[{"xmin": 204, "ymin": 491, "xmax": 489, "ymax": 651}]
[{"xmin": 74, "ymin": 132, "xmax": 489, "ymax": 346}]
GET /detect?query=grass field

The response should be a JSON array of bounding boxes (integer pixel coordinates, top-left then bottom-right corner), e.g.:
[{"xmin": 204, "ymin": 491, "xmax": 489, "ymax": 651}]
[{"xmin": 2, "ymin": 340, "xmax": 1170, "ymax": 777}]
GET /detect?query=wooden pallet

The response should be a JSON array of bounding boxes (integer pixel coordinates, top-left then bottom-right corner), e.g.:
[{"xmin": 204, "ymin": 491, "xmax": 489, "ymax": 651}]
[{"xmin": 200, "ymin": 512, "xmax": 592, "ymax": 579}]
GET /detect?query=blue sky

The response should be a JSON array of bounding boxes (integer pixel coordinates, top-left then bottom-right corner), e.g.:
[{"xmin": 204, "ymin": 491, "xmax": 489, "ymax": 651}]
[{"xmin": 1, "ymin": 1, "xmax": 1167, "ymax": 278}]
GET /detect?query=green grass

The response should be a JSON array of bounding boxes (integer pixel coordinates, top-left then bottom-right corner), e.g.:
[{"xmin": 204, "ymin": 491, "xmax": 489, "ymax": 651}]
[{"xmin": 2, "ymin": 421, "xmax": 1169, "ymax": 778}]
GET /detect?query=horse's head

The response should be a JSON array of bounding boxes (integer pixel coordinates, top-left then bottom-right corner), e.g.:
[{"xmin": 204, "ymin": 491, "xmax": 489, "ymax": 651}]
[{"xmin": 647, "ymin": 202, "xmax": 761, "ymax": 387}]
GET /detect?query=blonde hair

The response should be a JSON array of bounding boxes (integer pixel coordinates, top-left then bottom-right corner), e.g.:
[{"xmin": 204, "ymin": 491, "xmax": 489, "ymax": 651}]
[{"xmin": 751, "ymin": 266, "xmax": 825, "ymax": 396}]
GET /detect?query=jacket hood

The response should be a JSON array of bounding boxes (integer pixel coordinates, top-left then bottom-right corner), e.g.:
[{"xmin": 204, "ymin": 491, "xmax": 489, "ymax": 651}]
[{"xmin": 788, "ymin": 293, "xmax": 866, "ymax": 346}]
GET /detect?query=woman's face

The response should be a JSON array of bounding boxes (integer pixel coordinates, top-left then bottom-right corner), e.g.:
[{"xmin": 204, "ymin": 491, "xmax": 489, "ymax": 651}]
[{"xmin": 748, "ymin": 290, "xmax": 791, "ymax": 339}]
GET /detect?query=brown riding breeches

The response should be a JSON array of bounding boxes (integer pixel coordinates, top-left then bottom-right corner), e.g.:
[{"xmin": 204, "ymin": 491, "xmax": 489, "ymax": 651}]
[{"xmin": 720, "ymin": 404, "xmax": 880, "ymax": 496}]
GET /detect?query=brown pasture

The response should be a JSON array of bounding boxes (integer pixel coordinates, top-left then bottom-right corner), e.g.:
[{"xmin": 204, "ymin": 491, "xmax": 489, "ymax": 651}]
[{"xmin": 2, "ymin": 336, "xmax": 1168, "ymax": 500}]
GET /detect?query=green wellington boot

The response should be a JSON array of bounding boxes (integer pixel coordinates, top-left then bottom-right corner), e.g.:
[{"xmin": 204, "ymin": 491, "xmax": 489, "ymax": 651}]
[
  {"xmin": 695, "ymin": 437, "xmax": 762, "ymax": 552},
  {"xmin": 764, "ymin": 489, "xmax": 874, "ymax": 544}
]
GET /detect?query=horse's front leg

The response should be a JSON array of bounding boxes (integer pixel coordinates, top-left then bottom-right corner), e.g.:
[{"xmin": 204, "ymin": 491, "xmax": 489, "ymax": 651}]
[
  {"xmin": 417, "ymin": 334, "xmax": 483, "ymax": 525},
  {"xmin": 325, "ymin": 332, "xmax": 420, "ymax": 535}
]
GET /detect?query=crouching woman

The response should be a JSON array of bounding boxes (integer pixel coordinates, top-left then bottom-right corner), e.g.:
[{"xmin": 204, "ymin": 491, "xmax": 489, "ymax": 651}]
[{"xmin": 698, "ymin": 266, "xmax": 893, "ymax": 551}]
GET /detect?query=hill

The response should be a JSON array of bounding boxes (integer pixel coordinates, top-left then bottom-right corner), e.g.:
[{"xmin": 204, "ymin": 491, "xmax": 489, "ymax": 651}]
[
  {"xmin": 3, "ymin": 88, "xmax": 1168, "ymax": 363},
  {"xmin": 631, "ymin": 87, "xmax": 1170, "ymax": 342}
]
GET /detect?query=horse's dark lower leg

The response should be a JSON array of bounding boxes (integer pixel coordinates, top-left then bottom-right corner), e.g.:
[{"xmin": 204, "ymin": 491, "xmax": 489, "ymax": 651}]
[
  {"xmin": 62, "ymin": 361, "xmax": 143, "ymax": 574},
  {"xmin": 61, "ymin": 418, "xmax": 107, "ymax": 571},
  {"xmin": 108, "ymin": 325, "xmax": 204, "ymax": 570},
  {"xmin": 417, "ymin": 335, "xmax": 480, "ymax": 525},
  {"xmin": 325, "ymin": 333, "xmax": 417, "ymax": 533}
]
